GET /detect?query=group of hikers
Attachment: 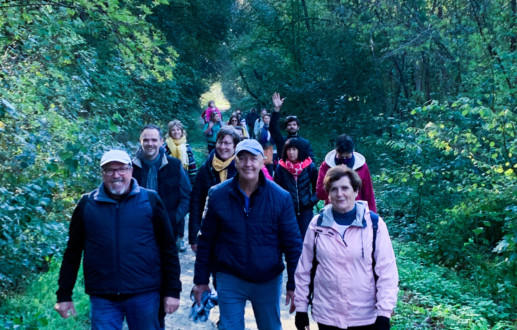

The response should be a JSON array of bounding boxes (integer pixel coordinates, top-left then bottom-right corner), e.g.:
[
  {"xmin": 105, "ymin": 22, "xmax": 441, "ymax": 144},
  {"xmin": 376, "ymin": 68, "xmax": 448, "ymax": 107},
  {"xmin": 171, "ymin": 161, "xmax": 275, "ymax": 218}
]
[{"xmin": 54, "ymin": 92, "xmax": 399, "ymax": 330}]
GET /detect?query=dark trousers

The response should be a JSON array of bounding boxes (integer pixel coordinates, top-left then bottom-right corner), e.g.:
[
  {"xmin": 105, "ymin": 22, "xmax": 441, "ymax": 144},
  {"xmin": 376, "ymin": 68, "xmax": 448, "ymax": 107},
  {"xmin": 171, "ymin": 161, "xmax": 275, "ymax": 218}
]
[
  {"xmin": 175, "ymin": 215, "xmax": 185, "ymax": 239},
  {"xmin": 297, "ymin": 208, "xmax": 314, "ymax": 241},
  {"xmin": 318, "ymin": 323, "xmax": 376, "ymax": 330}
]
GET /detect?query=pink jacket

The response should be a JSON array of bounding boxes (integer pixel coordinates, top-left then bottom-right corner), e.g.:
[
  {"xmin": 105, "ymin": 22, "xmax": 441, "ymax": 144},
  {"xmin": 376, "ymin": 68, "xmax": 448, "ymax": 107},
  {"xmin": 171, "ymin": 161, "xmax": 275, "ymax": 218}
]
[
  {"xmin": 316, "ymin": 151, "xmax": 377, "ymax": 212},
  {"xmin": 204, "ymin": 107, "xmax": 221, "ymax": 123},
  {"xmin": 294, "ymin": 202, "xmax": 398, "ymax": 328}
]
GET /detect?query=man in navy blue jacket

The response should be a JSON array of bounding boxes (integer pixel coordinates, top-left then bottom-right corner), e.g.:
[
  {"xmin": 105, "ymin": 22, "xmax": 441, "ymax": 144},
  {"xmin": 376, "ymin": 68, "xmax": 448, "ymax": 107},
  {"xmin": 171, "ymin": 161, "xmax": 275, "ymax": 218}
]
[
  {"xmin": 193, "ymin": 139, "xmax": 302, "ymax": 330},
  {"xmin": 55, "ymin": 150, "xmax": 181, "ymax": 329}
]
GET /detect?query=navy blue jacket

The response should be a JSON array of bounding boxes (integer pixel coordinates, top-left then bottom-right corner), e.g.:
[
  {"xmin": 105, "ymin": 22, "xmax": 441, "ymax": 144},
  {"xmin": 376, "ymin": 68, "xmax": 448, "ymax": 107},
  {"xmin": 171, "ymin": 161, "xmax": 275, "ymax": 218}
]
[
  {"xmin": 56, "ymin": 179, "xmax": 181, "ymax": 302},
  {"xmin": 194, "ymin": 173, "xmax": 302, "ymax": 290}
]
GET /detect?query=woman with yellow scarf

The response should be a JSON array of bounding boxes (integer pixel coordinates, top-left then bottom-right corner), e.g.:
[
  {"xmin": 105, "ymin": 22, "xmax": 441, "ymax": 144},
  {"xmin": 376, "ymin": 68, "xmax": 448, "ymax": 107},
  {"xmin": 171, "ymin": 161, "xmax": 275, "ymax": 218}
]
[
  {"xmin": 164, "ymin": 120, "xmax": 198, "ymax": 252},
  {"xmin": 164, "ymin": 120, "xmax": 198, "ymax": 184}
]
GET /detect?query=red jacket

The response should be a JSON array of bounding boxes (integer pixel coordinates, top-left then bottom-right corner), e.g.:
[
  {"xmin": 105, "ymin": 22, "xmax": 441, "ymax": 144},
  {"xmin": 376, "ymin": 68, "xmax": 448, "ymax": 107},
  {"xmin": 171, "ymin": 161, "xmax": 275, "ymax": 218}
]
[{"xmin": 316, "ymin": 151, "xmax": 377, "ymax": 212}]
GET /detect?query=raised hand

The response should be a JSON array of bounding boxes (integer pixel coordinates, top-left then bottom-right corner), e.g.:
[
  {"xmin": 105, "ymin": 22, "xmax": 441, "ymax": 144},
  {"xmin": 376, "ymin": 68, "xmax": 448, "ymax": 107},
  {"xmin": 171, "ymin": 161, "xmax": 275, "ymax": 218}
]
[{"xmin": 272, "ymin": 92, "xmax": 285, "ymax": 112}]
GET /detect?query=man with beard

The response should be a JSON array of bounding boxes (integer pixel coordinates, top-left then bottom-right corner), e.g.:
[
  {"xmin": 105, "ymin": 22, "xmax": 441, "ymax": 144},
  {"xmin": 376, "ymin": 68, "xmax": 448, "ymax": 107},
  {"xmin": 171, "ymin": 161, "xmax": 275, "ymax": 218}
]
[
  {"xmin": 269, "ymin": 92, "xmax": 314, "ymax": 159},
  {"xmin": 55, "ymin": 150, "xmax": 181, "ymax": 328},
  {"xmin": 132, "ymin": 124, "xmax": 192, "ymax": 250}
]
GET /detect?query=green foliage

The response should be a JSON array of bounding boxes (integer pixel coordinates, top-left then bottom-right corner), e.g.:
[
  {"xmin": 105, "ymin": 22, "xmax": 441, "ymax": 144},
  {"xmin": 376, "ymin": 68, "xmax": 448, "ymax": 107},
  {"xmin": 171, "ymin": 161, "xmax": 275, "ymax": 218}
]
[
  {"xmin": 0, "ymin": 0, "xmax": 219, "ymax": 298},
  {"xmin": 375, "ymin": 98, "xmax": 516, "ymax": 320},
  {"xmin": 393, "ymin": 241, "xmax": 514, "ymax": 328},
  {"xmin": 0, "ymin": 261, "xmax": 90, "ymax": 329}
]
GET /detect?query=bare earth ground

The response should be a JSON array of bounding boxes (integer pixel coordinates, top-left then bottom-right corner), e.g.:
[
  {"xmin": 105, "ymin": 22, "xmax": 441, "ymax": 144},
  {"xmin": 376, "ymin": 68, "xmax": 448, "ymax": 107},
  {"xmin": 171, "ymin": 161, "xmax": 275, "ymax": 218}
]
[{"xmin": 164, "ymin": 219, "xmax": 318, "ymax": 329}]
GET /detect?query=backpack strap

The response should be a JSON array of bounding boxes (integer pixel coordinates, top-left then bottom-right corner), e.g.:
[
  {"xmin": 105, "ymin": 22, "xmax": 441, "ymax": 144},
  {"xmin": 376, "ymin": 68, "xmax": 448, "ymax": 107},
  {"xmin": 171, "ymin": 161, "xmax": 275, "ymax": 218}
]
[
  {"xmin": 308, "ymin": 211, "xmax": 324, "ymax": 306},
  {"xmin": 370, "ymin": 211, "xmax": 379, "ymax": 283}
]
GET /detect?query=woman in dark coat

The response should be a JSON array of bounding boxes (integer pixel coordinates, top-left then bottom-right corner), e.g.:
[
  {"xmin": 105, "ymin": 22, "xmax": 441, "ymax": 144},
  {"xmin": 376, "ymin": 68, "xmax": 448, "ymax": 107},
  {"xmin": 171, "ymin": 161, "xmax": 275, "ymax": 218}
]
[{"xmin": 274, "ymin": 138, "xmax": 318, "ymax": 239}]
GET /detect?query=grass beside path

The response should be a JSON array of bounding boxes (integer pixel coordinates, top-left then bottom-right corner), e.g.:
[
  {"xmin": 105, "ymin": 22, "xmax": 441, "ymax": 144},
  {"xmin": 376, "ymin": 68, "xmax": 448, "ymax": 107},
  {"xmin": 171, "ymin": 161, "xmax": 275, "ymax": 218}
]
[{"xmin": 1, "ymin": 238, "xmax": 513, "ymax": 329}]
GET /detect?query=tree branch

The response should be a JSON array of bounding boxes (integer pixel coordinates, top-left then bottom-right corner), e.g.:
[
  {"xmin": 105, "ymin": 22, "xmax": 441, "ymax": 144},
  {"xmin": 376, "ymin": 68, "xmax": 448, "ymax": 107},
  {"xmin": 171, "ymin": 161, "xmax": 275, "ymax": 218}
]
[{"xmin": 239, "ymin": 70, "xmax": 259, "ymax": 100}]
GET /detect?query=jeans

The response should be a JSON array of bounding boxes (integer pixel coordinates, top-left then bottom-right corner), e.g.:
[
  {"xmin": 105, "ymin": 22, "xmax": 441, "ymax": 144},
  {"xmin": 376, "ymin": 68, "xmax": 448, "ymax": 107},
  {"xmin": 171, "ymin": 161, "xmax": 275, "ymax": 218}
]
[
  {"xmin": 318, "ymin": 323, "xmax": 376, "ymax": 330},
  {"xmin": 216, "ymin": 272, "xmax": 282, "ymax": 330},
  {"xmin": 90, "ymin": 291, "xmax": 160, "ymax": 330}
]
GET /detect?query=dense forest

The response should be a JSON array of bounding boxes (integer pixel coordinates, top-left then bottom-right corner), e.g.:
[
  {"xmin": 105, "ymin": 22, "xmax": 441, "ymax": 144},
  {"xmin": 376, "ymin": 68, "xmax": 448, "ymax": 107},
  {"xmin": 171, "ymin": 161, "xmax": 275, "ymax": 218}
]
[{"xmin": 0, "ymin": 0, "xmax": 515, "ymax": 328}]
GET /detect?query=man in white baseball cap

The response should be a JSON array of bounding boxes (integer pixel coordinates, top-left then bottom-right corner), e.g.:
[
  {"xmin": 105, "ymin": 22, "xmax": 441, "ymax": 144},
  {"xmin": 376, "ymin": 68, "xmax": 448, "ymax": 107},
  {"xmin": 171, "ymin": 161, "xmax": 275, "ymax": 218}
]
[{"xmin": 55, "ymin": 149, "xmax": 181, "ymax": 329}]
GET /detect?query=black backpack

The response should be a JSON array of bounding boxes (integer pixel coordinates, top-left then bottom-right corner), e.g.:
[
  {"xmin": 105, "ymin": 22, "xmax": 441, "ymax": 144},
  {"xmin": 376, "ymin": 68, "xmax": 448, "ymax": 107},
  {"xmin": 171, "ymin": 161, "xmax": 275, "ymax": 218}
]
[{"xmin": 307, "ymin": 211, "xmax": 379, "ymax": 306}]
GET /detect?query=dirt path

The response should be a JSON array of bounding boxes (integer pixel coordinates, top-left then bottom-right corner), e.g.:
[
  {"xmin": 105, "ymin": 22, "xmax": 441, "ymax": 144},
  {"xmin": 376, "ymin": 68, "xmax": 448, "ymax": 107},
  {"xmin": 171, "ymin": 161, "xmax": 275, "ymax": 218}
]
[{"xmin": 164, "ymin": 232, "xmax": 317, "ymax": 329}]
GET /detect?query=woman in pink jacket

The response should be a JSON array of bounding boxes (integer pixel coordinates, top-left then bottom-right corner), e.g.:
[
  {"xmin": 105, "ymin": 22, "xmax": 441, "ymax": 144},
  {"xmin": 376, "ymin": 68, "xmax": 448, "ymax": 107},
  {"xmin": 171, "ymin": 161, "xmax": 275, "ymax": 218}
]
[{"xmin": 294, "ymin": 166, "xmax": 398, "ymax": 330}]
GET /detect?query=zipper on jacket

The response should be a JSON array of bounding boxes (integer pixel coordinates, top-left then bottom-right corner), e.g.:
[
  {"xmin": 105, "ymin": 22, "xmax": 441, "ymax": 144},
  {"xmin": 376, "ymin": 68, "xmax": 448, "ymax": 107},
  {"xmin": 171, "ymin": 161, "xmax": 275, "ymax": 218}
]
[
  {"xmin": 341, "ymin": 227, "xmax": 349, "ymax": 247},
  {"xmin": 295, "ymin": 180, "xmax": 300, "ymax": 215},
  {"xmin": 115, "ymin": 203, "xmax": 121, "ymax": 294}
]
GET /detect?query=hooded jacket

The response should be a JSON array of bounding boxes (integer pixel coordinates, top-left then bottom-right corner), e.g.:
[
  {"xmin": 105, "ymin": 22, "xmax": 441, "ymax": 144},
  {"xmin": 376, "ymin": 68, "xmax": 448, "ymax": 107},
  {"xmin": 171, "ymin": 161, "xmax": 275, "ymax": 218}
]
[
  {"xmin": 294, "ymin": 202, "xmax": 398, "ymax": 328},
  {"xmin": 316, "ymin": 150, "xmax": 377, "ymax": 212}
]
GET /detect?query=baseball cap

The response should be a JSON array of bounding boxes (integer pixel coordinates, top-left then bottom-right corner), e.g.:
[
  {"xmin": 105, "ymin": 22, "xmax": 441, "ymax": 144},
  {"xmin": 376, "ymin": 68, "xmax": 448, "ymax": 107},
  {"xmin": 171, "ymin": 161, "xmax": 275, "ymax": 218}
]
[
  {"xmin": 100, "ymin": 150, "xmax": 131, "ymax": 167},
  {"xmin": 235, "ymin": 139, "xmax": 264, "ymax": 157}
]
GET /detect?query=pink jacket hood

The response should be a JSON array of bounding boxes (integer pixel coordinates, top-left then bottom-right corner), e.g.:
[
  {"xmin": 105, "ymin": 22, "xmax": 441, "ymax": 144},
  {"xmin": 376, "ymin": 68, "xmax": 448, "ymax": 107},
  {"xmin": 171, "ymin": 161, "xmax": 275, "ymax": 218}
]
[{"xmin": 294, "ymin": 202, "xmax": 398, "ymax": 328}]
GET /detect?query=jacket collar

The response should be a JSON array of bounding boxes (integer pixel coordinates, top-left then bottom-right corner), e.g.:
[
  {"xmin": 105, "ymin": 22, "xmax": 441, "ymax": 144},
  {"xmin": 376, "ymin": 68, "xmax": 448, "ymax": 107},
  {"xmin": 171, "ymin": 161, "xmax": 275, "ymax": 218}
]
[
  {"xmin": 132, "ymin": 148, "xmax": 168, "ymax": 170},
  {"xmin": 324, "ymin": 150, "xmax": 365, "ymax": 170},
  {"xmin": 229, "ymin": 171, "xmax": 267, "ymax": 200},
  {"xmin": 319, "ymin": 201, "xmax": 369, "ymax": 229},
  {"xmin": 94, "ymin": 178, "xmax": 141, "ymax": 203}
]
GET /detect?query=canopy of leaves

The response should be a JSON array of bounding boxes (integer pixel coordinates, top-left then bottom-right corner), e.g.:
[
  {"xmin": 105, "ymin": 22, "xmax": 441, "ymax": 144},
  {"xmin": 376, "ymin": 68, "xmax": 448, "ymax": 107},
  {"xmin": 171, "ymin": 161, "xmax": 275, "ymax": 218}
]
[{"xmin": 0, "ymin": 0, "xmax": 230, "ymax": 295}]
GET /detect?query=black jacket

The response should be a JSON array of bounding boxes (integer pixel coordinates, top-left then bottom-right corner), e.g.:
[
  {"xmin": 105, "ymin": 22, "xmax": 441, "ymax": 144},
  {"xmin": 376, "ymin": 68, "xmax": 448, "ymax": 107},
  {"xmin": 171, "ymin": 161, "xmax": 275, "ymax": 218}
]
[
  {"xmin": 194, "ymin": 173, "xmax": 302, "ymax": 290},
  {"xmin": 269, "ymin": 111, "xmax": 314, "ymax": 159},
  {"xmin": 56, "ymin": 180, "xmax": 181, "ymax": 302},
  {"xmin": 188, "ymin": 151, "xmax": 237, "ymax": 244},
  {"xmin": 132, "ymin": 152, "xmax": 191, "ymax": 227},
  {"xmin": 274, "ymin": 162, "xmax": 318, "ymax": 214}
]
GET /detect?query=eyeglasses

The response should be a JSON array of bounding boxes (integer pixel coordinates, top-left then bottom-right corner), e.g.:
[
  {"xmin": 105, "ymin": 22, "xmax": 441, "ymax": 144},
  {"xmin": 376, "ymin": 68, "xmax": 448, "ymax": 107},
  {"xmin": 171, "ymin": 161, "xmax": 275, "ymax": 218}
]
[
  {"xmin": 216, "ymin": 140, "xmax": 234, "ymax": 147},
  {"xmin": 102, "ymin": 167, "xmax": 131, "ymax": 176}
]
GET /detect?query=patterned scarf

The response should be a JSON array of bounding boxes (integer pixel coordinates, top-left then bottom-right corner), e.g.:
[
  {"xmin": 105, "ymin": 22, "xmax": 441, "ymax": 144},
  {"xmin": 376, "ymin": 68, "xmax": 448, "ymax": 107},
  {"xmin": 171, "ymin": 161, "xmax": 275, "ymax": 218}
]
[
  {"xmin": 166, "ymin": 136, "xmax": 189, "ymax": 169},
  {"xmin": 212, "ymin": 154, "xmax": 235, "ymax": 182},
  {"xmin": 279, "ymin": 157, "xmax": 313, "ymax": 180}
]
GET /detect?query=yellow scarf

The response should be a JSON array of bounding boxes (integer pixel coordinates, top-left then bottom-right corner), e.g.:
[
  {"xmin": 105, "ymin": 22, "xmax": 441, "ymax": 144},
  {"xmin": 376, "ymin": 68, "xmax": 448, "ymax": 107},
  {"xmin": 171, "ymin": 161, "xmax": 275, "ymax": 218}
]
[
  {"xmin": 212, "ymin": 154, "xmax": 235, "ymax": 182},
  {"xmin": 166, "ymin": 136, "xmax": 188, "ymax": 169}
]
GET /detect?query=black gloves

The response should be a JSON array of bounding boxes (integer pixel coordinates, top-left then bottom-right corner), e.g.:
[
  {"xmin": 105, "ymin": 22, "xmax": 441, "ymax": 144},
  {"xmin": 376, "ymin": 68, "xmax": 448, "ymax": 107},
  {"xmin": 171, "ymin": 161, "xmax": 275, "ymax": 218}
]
[
  {"xmin": 295, "ymin": 312, "xmax": 309, "ymax": 330},
  {"xmin": 375, "ymin": 316, "xmax": 391, "ymax": 330}
]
